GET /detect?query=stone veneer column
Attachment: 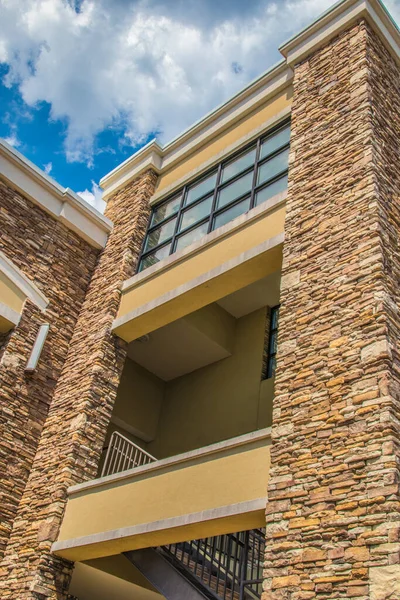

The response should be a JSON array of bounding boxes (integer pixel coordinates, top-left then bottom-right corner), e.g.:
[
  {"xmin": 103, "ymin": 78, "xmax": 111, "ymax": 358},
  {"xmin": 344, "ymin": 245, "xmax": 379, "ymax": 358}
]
[
  {"xmin": 0, "ymin": 169, "xmax": 157, "ymax": 598},
  {"xmin": 264, "ymin": 22, "xmax": 400, "ymax": 600},
  {"xmin": 0, "ymin": 181, "xmax": 99, "ymax": 562}
]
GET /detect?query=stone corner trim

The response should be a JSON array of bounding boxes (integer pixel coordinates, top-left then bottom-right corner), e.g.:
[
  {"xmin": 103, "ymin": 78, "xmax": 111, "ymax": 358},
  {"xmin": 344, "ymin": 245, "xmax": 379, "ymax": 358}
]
[
  {"xmin": 0, "ymin": 250, "xmax": 49, "ymax": 312},
  {"xmin": 0, "ymin": 139, "xmax": 112, "ymax": 249}
]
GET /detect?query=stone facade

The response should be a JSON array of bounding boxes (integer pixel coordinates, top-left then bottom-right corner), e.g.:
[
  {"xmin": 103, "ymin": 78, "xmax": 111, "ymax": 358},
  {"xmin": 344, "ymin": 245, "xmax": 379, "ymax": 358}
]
[
  {"xmin": 0, "ymin": 179, "xmax": 99, "ymax": 561},
  {"xmin": 264, "ymin": 21, "xmax": 400, "ymax": 600},
  {"xmin": 0, "ymin": 169, "xmax": 157, "ymax": 598}
]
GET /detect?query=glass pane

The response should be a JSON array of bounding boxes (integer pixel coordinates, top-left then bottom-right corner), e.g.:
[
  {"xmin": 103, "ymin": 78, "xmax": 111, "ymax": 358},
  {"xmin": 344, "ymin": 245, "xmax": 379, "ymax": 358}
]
[
  {"xmin": 186, "ymin": 172, "xmax": 217, "ymax": 205},
  {"xmin": 260, "ymin": 125, "xmax": 291, "ymax": 160},
  {"xmin": 257, "ymin": 149, "xmax": 289, "ymax": 185},
  {"xmin": 268, "ymin": 356, "xmax": 277, "ymax": 378},
  {"xmin": 144, "ymin": 217, "xmax": 176, "ymax": 251},
  {"xmin": 213, "ymin": 197, "xmax": 251, "ymax": 231},
  {"xmin": 175, "ymin": 222, "xmax": 209, "ymax": 252},
  {"xmin": 217, "ymin": 171, "xmax": 253, "ymax": 209},
  {"xmin": 139, "ymin": 243, "xmax": 171, "ymax": 271},
  {"xmin": 221, "ymin": 147, "xmax": 256, "ymax": 183},
  {"xmin": 179, "ymin": 195, "xmax": 213, "ymax": 231},
  {"xmin": 151, "ymin": 195, "xmax": 181, "ymax": 226},
  {"xmin": 255, "ymin": 174, "xmax": 288, "ymax": 207}
]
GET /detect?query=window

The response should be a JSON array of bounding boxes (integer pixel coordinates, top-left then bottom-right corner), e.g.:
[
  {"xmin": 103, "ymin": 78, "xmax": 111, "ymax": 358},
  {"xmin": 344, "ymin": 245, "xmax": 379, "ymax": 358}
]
[
  {"xmin": 138, "ymin": 121, "xmax": 290, "ymax": 272},
  {"xmin": 265, "ymin": 306, "xmax": 280, "ymax": 379}
]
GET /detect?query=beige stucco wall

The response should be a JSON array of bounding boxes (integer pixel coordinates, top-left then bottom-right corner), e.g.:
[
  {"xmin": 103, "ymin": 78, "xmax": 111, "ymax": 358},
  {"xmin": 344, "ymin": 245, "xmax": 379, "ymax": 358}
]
[
  {"xmin": 156, "ymin": 86, "xmax": 292, "ymax": 193},
  {"xmin": 113, "ymin": 359, "xmax": 164, "ymax": 442},
  {"xmin": 0, "ymin": 271, "xmax": 26, "ymax": 314},
  {"xmin": 117, "ymin": 203, "xmax": 285, "ymax": 321},
  {"xmin": 57, "ymin": 437, "xmax": 271, "ymax": 560},
  {"xmin": 148, "ymin": 308, "xmax": 272, "ymax": 458}
]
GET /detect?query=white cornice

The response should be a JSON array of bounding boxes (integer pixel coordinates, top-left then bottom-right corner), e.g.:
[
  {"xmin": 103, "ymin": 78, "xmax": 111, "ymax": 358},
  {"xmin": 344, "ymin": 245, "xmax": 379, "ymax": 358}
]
[
  {"xmin": 100, "ymin": 62, "xmax": 292, "ymax": 200},
  {"xmin": 100, "ymin": 0, "xmax": 399, "ymax": 204},
  {"xmin": 0, "ymin": 140, "xmax": 112, "ymax": 249},
  {"xmin": 280, "ymin": 0, "xmax": 400, "ymax": 67},
  {"xmin": 0, "ymin": 250, "xmax": 49, "ymax": 312}
]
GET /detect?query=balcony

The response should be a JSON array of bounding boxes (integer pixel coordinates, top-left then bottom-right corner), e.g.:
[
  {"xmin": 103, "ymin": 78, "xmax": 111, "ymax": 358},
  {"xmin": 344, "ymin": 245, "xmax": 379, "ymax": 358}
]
[
  {"xmin": 54, "ymin": 235, "xmax": 281, "ymax": 578},
  {"xmin": 53, "ymin": 428, "xmax": 271, "ymax": 562}
]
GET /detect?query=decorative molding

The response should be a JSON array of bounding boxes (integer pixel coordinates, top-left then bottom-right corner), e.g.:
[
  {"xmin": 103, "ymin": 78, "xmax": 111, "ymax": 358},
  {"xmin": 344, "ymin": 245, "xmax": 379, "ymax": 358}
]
[
  {"xmin": 25, "ymin": 324, "xmax": 50, "ymax": 372},
  {"xmin": 0, "ymin": 302, "xmax": 21, "ymax": 328},
  {"xmin": 280, "ymin": 0, "xmax": 400, "ymax": 67},
  {"xmin": 68, "ymin": 427, "xmax": 271, "ymax": 495},
  {"xmin": 0, "ymin": 250, "xmax": 49, "ymax": 312},
  {"xmin": 121, "ymin": 191, "xmax": 287, "ymax": 294},
  {"xmin": 100, "ymin": 63, "xmax": 292, "ymax": 200},
  {"xmin": 100, "ymin": 0, "xmax": 400, "ymax": 205},
  {"xmin": 52, "ymin": 497, "xmax": 267, "ymax": 557},
  {"xmin": 0, "ymin": 139, "xmax": 112, "ymax": 249}
]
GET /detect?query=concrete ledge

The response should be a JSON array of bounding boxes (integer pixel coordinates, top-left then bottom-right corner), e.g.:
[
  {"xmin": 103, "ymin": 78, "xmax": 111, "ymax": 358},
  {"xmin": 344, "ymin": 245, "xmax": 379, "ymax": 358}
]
[
  {"xmin": 0, "ymin": 250, "xmax": 49, "ymax": 312},
  {"xmin": 0, "ymin": 302, "xmax": 21, "ymax": 331},
  {"xmin": 52, "ymin": 497, "xmax": 267, "ymax": 561},
  {"xmin": 69, "ymin": 428, "xmax": 271, "ymax": 495},
  {"xmin": 121, "ymin": 191, "xmax": 287, "ymax": 294},
  {"xmin": 0, "ymin": 139, "xmax": 112, "ymax": 249}
]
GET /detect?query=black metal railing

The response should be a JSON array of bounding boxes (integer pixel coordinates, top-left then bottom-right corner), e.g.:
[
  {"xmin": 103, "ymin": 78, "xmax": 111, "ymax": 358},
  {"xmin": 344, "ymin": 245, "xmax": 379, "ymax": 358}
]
[{"xmin": 161, "ymin": 528, "xmax": 265, "ymax": 600}]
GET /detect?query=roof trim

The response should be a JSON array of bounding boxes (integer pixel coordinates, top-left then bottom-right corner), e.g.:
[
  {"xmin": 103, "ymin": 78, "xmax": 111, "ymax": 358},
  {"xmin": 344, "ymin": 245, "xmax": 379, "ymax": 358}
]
[
  {"xmin": 0, "ymin": 140, "xmax": 112, "ymax": 249},
  {"xmin": 280, "ymin": 0, "xmax": 400, "ymax": 67},
  {"xmin": 100, "ymin": 62, "xmax": 292, "ymax": 200},
  {"xmin": 100, "ymin": 0, "xmax": 399, "ymax": 203},
  {"xmin": 0, "ymin": 251, "xmax": 49, "ymax": 312}
]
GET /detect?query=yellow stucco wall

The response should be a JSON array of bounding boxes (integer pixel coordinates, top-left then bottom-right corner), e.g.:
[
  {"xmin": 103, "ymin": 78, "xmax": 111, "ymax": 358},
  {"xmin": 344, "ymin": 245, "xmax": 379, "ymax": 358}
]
[
  {"xmin": 114, "ymin": 360, "xmax": 164, "ymax": 442},
  {"xmin": 109, "ymin": 306, "xmax": 275, "ymax": 459},
  {"xmin": 117, "ymin": 203, "xmax": 285, "ymax": 324},
  {"xmin": 58, "ymin": 438, "xmax": 271, "ymax": 558},
  {"xmin": 156, "ymin": 86, "xmax": 292, "ymax": 193},
  {"xmin": 148, "ymin": 309, "xmax": 271, "ymax": 459},
  {"xmin": 0, "ymin": 272, "xmax": 26, "ymax": 313}
]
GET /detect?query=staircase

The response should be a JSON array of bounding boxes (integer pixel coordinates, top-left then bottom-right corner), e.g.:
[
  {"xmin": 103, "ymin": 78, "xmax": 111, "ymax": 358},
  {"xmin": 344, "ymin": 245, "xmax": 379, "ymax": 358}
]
[{"xmin": 125, "ymin": 529, "xmax": 265, "ymax": 600}]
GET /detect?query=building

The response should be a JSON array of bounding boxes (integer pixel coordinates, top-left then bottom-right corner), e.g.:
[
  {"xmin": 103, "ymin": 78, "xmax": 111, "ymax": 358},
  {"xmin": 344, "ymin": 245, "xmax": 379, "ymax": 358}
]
[{"xmin": 0, "ymin": 0, "xmax": 400, "ymax": 598}]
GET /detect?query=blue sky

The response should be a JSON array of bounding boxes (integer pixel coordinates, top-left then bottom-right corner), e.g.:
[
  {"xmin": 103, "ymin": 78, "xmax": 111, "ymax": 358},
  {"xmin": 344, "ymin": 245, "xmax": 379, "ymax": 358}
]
[{"xmin": 1, "ymin": 0, "xmax": 399, "ymax": 211}]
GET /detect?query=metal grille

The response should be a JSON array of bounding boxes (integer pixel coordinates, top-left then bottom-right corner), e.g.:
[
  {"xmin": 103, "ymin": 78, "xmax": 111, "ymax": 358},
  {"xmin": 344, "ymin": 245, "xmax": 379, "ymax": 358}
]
[
  {"xmin": 101, "ymin": 431, "xmax": 156, "ymax": 477},
  {"xmin": 162, "ymin": 528, "xmax": 265, "ymax": 600}
]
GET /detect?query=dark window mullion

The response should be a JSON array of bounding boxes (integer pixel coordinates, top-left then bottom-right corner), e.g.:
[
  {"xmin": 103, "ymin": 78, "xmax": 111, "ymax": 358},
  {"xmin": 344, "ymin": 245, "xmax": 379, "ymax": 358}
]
[
  {"xmin": 255, "ymin": 168, "xmax": 289, "ymax": 193},
  {"xmin": 147, "ymin": 211, "xmax": 179, "ymax": 234},
  {"xmin": 257, "ymin": 142, "xmax": 290, "ymax": 167},
  {"xmin": 213, "ymin": 191, "xmax": 252, "ymax": 219},
  {"xmin": 207, "ymin": 163, "xmax": 223, "ymax": 234},
  {"xmin": 140, "ymin": 238, "xmax": 173, "ymax": 261},
  {"xmin": 170, "ymin": 185, "xmax": 187, "ymax": 256},
  {"xmin": 250, "ymin": 138, "xmax": 262, "ymax": 210},
  {"xmin": 216, "ymin": 164, "xmax": 255, "ymax": 192},
  {"xmin": 175, "ymin": 216, "xmax": 210, "ymax": 241}
]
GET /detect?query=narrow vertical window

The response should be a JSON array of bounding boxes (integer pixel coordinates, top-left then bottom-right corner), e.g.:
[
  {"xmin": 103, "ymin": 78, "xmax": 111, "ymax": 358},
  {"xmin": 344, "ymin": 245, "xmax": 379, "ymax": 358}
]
[{"xmin": 263, "ymin": 305, "xmax": 279, "ymax": 380}]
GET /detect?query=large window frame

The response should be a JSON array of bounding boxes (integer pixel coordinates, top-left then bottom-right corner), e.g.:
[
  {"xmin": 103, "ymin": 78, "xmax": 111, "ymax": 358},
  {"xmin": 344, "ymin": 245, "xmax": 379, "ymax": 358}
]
[{"xmin": 137, "ymin": 119, "xmax": 290, "ymax": 273}]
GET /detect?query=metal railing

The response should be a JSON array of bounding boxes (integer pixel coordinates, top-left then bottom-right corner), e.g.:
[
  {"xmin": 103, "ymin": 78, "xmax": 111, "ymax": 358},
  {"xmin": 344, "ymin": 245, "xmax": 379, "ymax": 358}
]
[
  {"xmin": 162, "ymin": 528, "xmax": 265, "ymax": 600},
  {"xmin": 101, "ymin": 431, "xmax": 156, "ymax": 477}
]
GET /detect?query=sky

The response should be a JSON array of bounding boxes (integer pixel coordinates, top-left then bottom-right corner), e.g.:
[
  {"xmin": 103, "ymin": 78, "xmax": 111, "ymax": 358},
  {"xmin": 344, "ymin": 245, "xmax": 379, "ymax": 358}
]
[{"xmin": 1, "ymin": 0, "xmax": 399, "ymax": 212}]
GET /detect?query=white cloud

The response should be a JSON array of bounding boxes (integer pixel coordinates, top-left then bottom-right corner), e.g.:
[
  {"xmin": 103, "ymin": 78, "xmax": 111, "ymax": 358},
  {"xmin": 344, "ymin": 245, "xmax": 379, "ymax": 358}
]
[
  {"xmin": 43, "ymin": 161, "xmax": 52, "ymax": 175},
  {"xmin": 0, "ymin": 0, "xmax": 398, "ymax": 164},
  {"xmin": 3, "ymin": 132, "xmax": 21, "ymax": 148},
  {"xmin": 77, "ymin": 180, "xmax": 106, "ymax": 213}
]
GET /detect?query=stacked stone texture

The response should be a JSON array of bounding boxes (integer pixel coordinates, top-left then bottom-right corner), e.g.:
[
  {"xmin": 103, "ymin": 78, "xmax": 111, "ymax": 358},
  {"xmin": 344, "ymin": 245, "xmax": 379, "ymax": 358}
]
[
  {"xmin": 0, "ymin": 169, "xmax": 157, "ymax": 598},
  {"xmin": 264, "ymin": 22, "xmax": 400, "ymax": 600},
  {"xmin": 0, "ymin": 180, "xmax": 98, "ymax": 561}
]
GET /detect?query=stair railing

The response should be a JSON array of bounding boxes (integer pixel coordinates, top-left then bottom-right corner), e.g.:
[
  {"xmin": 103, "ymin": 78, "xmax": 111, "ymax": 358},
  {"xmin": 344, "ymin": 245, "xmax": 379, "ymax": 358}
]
[
  {"xmin": 162, "ymin": 528, "xmax": 265, "ymax": 600},
  {"xmin": 101, "ymin": 431, "xmax": 156, "ymax": 477}
]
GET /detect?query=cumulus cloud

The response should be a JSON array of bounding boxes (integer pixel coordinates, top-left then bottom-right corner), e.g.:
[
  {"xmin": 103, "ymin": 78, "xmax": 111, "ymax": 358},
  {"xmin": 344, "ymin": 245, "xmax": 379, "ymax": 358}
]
[
  {"xmin": 77, "ymin": 180, "xmax": 106, "ymax": 212},
  {"xmin": 0, "ymin": 0, "xmax": 398, "ymax": 165}
]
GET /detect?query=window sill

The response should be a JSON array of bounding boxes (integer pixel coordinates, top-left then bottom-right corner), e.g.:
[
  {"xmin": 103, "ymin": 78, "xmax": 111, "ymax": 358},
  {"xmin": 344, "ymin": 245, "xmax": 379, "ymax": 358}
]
[{"xmin": 123, "ymin": 189, "xmax": 287, "ymax": 294}]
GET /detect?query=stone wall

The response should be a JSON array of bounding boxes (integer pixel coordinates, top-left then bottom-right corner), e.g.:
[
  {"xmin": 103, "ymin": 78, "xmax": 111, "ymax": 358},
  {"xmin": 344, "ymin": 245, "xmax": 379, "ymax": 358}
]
[
  {"xmin": 0, "ymin": 180, "xmax": 98, "ymax": 561},
  {"xmin": 0, "ymin": 169, "xmax": 157, "ymax": 598},
  {"xmin": 264, "ymin": 21, "xmax": 400, "ymax": 599}
]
